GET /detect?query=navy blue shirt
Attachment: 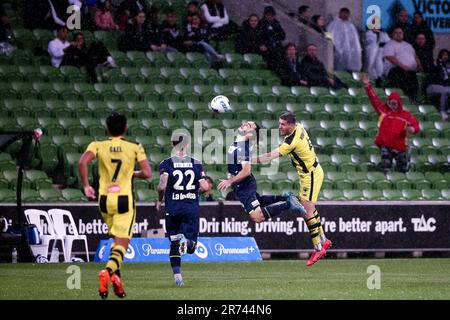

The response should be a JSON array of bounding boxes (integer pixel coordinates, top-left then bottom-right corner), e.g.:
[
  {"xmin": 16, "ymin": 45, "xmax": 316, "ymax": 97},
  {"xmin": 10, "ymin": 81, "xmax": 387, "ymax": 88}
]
[
  {"xmin": 160, "ymin": 156, "xmax": 205, "ymax": 215},
  {"xmin": 227, "ymin": 140, "xmax": 255, "ymax": 188}
]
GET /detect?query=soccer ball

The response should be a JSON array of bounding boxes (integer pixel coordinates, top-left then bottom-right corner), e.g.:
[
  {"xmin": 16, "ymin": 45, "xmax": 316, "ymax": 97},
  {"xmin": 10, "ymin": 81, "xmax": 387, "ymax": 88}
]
[{"xmin": 209, "ymin": 95, "xmax": 231, "ymax": 113}]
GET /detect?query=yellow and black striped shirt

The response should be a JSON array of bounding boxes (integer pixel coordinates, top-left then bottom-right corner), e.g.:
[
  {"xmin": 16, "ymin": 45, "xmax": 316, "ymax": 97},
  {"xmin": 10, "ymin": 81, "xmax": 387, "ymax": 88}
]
[
  {"xmin": 86, "ymin": 136, "xmax": 147, "ymax": 196},
  {"xmin": 278, "ymin": 123, "xmax": 319, "ymax": 175}
]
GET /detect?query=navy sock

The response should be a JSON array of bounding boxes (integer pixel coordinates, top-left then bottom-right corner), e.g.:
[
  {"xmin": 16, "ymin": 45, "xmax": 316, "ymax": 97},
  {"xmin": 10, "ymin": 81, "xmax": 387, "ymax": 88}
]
[
  {"xmin": 257, "ymin": 194, "xmax": 285, "ymax": 207},
  {"xmin": 262, "ymin": 202, "xmax": 290, "ymax": 220},
  {"xmin": 170, "ymin": 242, "xmax": 181, "ymax": 275}
]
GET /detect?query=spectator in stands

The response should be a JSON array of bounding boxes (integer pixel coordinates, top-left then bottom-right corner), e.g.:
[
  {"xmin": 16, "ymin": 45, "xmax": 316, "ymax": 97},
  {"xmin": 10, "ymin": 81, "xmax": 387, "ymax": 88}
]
[
  {"xmin": 95, "ymin": 0, "xmax": 119, "ymax": 30},
  {"xmin": 62, "ymin": 32, "xmax": 116, "ymax": 83},
  {"xmin": 184, "ymin": 1, "xmax": 200, "ymax": 27},
  {"xmin": 299, "ymin": 43, "xmax": 346, "ymax": 89},
  {"xmin": 121, "ymin": 11, "xmax": 166, "ymax": 52},
  {"xmin": 327, "ymin": 7, "xmax": 362, "ymax": 72},
  {"xmin": 389, "ymin": 9, "xmax": 414, "ymax": 44},
  {"xmin": 117, "ymin": 1, "xmax": 132, "ymax": 30},
  {"xmin": 365, "ymin": 18, "xmax": 390, "ymax": 85},
  {"xmin": 414, "ymin": 33, "xmax": 434, "ymax": 73},
  {"xmin": 235, "ymin": 14, "xmax": 266, "ymax": 55},
  {"xmin": 383, "ymin": 27, "xmax": 422, "ymax": 102},
  {"xmin": 122, "ymin": 11, "xmax": 150, "ymax": 51},
  {"xmin": 183, "ymin": 13, "xmax": 224, "ymax": 61},
  {"xmin": 160, "ymin": 9, "xmax": 184, "ymax": 52},
  {"xmin": 411, "ymin": 11, "xmax": 434, "ymax": 50},
  {"xmin": 276, "ymin": 43, "xmax": 307, "ymax": 87},
  {"xmin": 125, "ymin": 0, "xmax": 147, "ymax": 18},
  {"xmin": 48, "ymin": 26, "xmax": 70, "ymax": 67},
  {"xmin": 200, "ymin": 176, "xmax": 215, "ymax": 201},
  {"xmin": 311, "ymin": 15, "xmax": 326, "ymax": 34},
  {"xmin": 426, "ymin": 49, "xmax": 450, "ymax": 121},
  {"xmin": 258, "ymin": 6, "xmax": 285, "ymax": 71},
  {"xmin": 200, "ymin": 0, "xmax": 231, "ymax": 40},
  {"xmin": 0, "ymin": 13, "xmax": 15, "ymax": 55},
  {"xmin": 297, "ymin": 5, "xmax": 314, "ymax": 28},
  {"xmin": 362, "ymin": 74, "xmax": 420, "ymax": 173},
  {"xmin": 146, "ymin": 6, "xmax": 169, "ymax": 53}
]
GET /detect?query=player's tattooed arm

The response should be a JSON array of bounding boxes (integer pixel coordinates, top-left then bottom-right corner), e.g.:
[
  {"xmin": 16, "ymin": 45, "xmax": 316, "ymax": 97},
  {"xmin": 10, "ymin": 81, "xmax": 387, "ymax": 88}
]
[
  {"xmin": 253, "ymin": 148, "xmax": 280, "ymax": 164},
  {"xmin": 156, "ymin": 173, "xmax": 168, "ymax": 211}
]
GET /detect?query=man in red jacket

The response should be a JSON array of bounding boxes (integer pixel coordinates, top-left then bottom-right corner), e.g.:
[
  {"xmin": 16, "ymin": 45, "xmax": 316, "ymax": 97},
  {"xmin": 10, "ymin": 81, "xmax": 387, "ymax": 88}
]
[{"xmin": 362, "ymin": 74, "xmax": 420, "ymax": 173}]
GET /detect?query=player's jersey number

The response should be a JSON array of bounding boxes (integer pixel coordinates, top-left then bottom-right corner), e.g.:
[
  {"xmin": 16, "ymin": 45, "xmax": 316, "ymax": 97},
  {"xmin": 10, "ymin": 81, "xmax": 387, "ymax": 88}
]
[
  {"xmin": 111, "ymin": 159, "xmax": 122, "ymax": 182},
  {"xmin": 173, "ymin": 169, "xmax": 195, "ymax": 191}
]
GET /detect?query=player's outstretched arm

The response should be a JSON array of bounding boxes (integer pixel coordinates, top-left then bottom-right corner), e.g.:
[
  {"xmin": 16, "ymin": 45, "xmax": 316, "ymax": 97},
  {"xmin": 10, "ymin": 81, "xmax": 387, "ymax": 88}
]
[
  {"xmin": 78, "ymin": 151, "xmax": 96, "ymax": 199},
  {"xmin": 156, "ymin": 173, "xmax": 168, "ymax": 211},
  {"xmin": 134, "ymin": 159, "xmax": 152, "ymax": 180},
  {"xmin": 217, "ymin": 162, "xmax": 251, "ymax": 191},
  {"xmin": 253, "ymin": 148, "xmax": 280, "ymax": 164}
]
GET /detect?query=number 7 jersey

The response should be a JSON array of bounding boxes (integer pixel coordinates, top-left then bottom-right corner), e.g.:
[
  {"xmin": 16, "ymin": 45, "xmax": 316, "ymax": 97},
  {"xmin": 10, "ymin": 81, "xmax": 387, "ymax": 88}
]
[
  {"xmin": 159, "ymin": 156, "xmax": 206, "ymax": 215},
  {"xmin": 86, "ymin": 137, "xmax": 147, "ymax": 196}
]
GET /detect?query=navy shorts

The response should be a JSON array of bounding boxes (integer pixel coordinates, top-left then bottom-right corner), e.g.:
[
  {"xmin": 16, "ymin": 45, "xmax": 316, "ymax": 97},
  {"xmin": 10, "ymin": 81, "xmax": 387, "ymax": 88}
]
[
  {"xmin": 235, "ymin": 177, "xmax": 261, "ymax": 214},
  {"xmin": 165, "ymin": 211, "xmax": 199, "ymax": 242}
]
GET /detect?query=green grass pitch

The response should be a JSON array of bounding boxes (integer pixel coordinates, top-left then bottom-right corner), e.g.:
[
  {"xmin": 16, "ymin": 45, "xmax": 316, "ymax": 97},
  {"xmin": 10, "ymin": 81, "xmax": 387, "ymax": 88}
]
[{"xmin": 1, "ymin": 259, "xmax": 450, "ymax": 300}]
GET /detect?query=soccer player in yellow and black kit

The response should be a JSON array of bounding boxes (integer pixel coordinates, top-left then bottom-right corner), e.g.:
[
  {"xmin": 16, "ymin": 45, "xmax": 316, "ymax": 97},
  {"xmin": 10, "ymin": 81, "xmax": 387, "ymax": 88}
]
[
  {"xmin": 78, "ymin": 112, "xmax": 152, "ymax": 299},
  {"xmin": 255, "ymin": 112, "xmax": 332, "ymax": 266}
]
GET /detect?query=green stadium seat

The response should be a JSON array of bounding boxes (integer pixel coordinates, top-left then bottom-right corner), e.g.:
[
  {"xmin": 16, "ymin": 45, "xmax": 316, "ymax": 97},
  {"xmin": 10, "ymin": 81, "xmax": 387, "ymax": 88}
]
[
  {"xmin": 224, "ymin": 53, "xmax": 245, "ymax": 69},
  {"xmin": 440, "ymin": 189, "xmax": 450, "ymax": 200},
  {"xmin": 0, "ymin": 189, "xmax": 16, "ymax": 202},
  {"xmin": 401, "ymin": 189, "xmax": 423, "ymax": 200},
  {"xmin": 343, "ymin": 189, "xmax": 365, "ymax": 200},
  {"xmin": 166, "ymin": 52, "xmax": 189, "ymax": 67},
  {"xmin": 322, "ymin": 189, "xmax": 345, "ymax": 200},
  {"xmin": 179, "ymin": 68, "xmax": 203, "ymax": 84},
  {"xmin": 38, "ymin": 188, "xmax": 63, "ymax": 202},
  {"xmin": 382, "ymin": 189, "xmax": 404, "ymax": 200},
  {"xmin": 21, "ymin": 189, "xmax": 41, "ymax": 202},
  {"xmin": 24, "ymin": 170, "xmax": 52, "ymax": 190},
  {"xmin": 218, "ymin": 69, "xmax": 244, "ymax": 85},
  {"xmin": 362, "ymin": 189, "xmax": 383, "ymax": 200},
  {"xmin": 199, "ymin": 68, "xmax": 221, "ymax": 85},
  {"xmin": 421, "ymin": 189, "xmax": 442, "ymax": 200},
  {"xmin": 146, "ymin": 51, "xmax": 168, "ymax": 67},
  {"xmin": 243, "ymin": 53, "xmax": 265, "ymax": 69},
  {"xmin": 186, "ymin": 52, "xmax": 209, "ymax": 68},
  {"xmin": 326, "ymin": 172, "xmax": 352, "ymax": 190}
]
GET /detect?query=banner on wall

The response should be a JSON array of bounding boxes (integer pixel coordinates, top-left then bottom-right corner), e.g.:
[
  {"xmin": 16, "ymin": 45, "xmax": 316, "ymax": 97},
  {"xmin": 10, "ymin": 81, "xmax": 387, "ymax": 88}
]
[
  {"xmin": 362, "ymin": 0, "xmax": 450, "ymax": 32},
  {"xmin": 93, "ymin": 237, "xmax": 262, "ymax": 263},
  {"xmin": 1, "ymin": 202, "xmax": 449, "ymax": 253}
]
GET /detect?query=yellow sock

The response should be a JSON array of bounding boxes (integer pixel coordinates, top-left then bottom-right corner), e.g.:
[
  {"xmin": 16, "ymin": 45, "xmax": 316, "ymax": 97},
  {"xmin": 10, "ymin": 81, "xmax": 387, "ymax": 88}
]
[
  {"xmin": 305, "ymin": 216, "xmax": 322, "ymax": 250},
  {"xmin": 314, "ymin": 210, "xmax": 326, "ymax": 242},
  {"xmin": 106, "ymin": 244, "xmax": 126, "ymax": 273}
]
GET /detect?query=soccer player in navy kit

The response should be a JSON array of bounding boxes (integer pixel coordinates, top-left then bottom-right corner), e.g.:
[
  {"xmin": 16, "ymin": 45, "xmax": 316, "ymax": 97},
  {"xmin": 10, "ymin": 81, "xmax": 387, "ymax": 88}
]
[
  {"xmin": 156, "ymin": 134, "xmax": 210, "ymax": 286},
  {"xmin": 218, "ymin": 121, "xmax": 306, "ymax": 223}
]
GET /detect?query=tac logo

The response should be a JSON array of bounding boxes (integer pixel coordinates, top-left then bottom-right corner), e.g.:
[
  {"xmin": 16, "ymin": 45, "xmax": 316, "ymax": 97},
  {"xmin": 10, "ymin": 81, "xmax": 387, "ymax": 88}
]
[
  {"xmin": 215, "ymin": 243, "xmax": 226, "ymax": 256},
  {"xmin": 195, "ymin": 241, "xmax": 208, "ymax": 259},
  {"xmin": 125, "ymin": 244, "xmax": 136, "ymax": 259},
  {"xmin": 142, "ymin": 244, "xmax": 152, "ymax": 257},
  {"xmin": 411, "ymin": 215, "xmax": 436, "ymax": 232}
]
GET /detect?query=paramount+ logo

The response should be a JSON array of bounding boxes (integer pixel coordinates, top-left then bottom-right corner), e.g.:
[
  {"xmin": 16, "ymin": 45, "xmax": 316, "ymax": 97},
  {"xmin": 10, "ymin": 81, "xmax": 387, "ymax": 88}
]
[{"xmin": 411, "ymin": 215, "xmax": 436, "ymax": 232}]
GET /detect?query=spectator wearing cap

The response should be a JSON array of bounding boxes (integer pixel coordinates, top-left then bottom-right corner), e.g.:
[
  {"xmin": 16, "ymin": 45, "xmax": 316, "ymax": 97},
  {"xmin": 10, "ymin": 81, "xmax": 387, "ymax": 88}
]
[{"xmin": 258, "ymin": 6, "xmax": 286, "ymax": 71}]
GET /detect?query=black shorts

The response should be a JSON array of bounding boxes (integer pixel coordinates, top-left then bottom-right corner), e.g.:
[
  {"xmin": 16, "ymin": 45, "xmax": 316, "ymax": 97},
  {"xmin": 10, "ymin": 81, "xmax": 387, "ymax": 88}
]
[
  {"xmin": 235, "ymin": 177, "xmax": 261, "ymax": 214},
  {"xmin": 165, "ymin": 210, "xmax": 199, "ymax": 242}
]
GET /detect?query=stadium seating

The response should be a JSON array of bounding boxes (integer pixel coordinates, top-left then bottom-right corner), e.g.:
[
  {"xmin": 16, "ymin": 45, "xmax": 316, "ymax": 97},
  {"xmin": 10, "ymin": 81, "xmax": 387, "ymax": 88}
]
[{"xmin": 0, "ymin": 0, "xmax": 448, "ymax": 203}]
